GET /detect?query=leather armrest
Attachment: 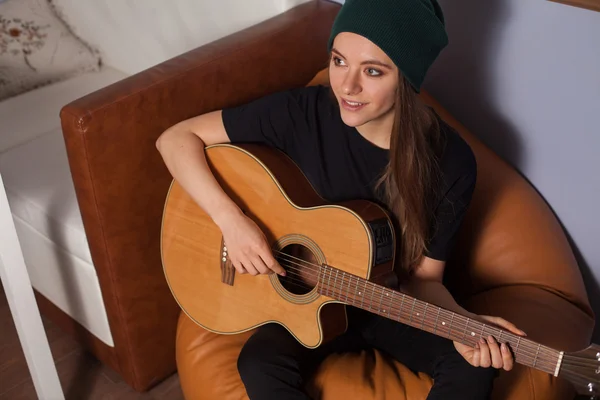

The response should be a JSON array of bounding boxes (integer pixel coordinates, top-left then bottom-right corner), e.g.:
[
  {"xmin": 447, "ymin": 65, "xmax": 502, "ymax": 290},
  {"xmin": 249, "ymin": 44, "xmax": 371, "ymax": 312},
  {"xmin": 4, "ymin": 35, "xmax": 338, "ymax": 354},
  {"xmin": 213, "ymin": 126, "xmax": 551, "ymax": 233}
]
[{"xmin": 58, "ymin": 0, "xmax": 341, "ymax": 391}]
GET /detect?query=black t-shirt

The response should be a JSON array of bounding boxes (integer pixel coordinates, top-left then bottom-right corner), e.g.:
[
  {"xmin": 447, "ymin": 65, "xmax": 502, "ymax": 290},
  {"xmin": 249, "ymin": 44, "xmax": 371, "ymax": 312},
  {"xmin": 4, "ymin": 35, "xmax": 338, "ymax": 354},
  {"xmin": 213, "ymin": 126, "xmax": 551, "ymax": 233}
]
[{"xmin": 222, "ymin": 85, "xmax": 476, "ymax": 262}]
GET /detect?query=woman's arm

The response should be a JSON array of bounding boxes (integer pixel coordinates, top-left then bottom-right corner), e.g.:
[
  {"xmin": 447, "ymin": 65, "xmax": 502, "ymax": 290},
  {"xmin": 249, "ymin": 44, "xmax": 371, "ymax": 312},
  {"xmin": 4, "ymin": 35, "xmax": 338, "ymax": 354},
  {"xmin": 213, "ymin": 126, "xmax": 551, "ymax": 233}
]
[
  {"xmin": 156, "ymin": 112, "xmax": 285, "ymax": 277},
  {"xmin": 399, "ymin": 257, "xmax": 468, "ymax": 316},
  {"xmin": 401, "ymin": 257, "xmax": 526, "ymax": 371},
  {"xmin": 156, "ymin": 110, "xmax": 241, "ymax": 227}
]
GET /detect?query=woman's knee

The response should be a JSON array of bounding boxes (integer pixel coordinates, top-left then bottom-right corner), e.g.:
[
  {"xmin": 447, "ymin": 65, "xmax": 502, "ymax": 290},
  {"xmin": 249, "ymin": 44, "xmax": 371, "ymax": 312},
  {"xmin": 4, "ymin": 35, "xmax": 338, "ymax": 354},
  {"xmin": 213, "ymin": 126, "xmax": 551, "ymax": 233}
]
[
  {"xmin": 431, "ymin": 351, "xmax": 497, "ymax": 398},
  {"xmin": 237, "ymin": 324, "xmax": 304, "ymax": 382},
  {"xmin": 237, "ymin": 338, "xmax": 263, "ymax": 381},
  {"xmin": 238, "ymin": 327, "xmax": 277, "ymax": 379}
]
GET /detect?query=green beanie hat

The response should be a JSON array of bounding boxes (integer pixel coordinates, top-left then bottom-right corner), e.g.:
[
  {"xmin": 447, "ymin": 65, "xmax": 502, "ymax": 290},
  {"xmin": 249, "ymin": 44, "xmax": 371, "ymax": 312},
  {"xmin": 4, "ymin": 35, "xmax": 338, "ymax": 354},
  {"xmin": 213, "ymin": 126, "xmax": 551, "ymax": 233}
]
[{"xmin": 327, "ymin": 0, "xmax": 448, "ymax": 93}]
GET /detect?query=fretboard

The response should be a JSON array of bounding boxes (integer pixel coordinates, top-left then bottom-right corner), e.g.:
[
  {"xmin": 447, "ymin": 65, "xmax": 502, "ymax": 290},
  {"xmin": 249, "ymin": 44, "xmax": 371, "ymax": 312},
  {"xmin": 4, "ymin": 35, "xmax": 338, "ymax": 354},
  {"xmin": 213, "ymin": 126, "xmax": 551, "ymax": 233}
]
[{"xmin": 317, "ymin": 264, "xmax": 560, "ymax": 375}]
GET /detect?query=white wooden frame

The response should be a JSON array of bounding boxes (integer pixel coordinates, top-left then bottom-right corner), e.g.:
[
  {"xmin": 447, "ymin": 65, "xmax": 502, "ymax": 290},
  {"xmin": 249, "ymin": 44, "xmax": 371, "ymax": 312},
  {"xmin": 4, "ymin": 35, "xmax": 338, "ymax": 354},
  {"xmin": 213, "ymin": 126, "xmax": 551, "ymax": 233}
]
[{"xmin": 0, "ymin": 173, "xmax": 64, "ymax": 399}]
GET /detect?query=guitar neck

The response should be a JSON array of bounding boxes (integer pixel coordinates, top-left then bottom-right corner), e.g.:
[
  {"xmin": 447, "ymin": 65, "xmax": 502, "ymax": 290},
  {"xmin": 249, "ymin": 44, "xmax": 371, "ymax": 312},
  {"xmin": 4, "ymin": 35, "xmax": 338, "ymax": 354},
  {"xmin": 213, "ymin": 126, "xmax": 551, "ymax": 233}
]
[{"xmin": 317, "ymin": 265, "xmax": 562, "ymax": 376}]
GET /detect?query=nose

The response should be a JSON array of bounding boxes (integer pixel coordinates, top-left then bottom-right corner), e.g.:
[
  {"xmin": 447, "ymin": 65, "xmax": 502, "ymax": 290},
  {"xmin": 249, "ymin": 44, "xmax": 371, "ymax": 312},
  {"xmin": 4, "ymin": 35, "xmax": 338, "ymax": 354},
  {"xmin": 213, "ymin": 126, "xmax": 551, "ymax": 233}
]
[{"xmin": 342, "ymin": 69, "xmax": 362, "ymax": 96}]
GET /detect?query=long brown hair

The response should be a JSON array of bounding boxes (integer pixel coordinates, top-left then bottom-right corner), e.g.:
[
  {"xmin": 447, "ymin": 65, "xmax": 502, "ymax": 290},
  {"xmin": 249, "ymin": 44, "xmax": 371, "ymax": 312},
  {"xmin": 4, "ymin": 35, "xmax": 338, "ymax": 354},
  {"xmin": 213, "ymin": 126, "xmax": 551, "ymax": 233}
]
[{"xmin": 375, "ymin": 73, "xmax": 445, "ymax": 276}]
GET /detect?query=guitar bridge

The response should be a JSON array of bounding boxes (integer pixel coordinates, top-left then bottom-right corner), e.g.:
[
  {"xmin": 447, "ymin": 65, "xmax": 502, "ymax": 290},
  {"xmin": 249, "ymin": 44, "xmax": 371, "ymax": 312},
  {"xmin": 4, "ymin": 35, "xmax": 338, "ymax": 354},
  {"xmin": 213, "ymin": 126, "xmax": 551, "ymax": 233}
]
[{"xmin": 220, "ymin": 238, "xmax": 235, "ymax": 286}]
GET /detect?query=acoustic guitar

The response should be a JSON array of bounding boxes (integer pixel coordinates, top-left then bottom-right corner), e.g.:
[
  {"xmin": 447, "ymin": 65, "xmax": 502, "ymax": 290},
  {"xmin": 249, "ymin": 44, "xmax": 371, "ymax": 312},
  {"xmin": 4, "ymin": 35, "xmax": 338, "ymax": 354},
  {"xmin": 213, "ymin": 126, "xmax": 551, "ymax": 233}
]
[{"xmin": 160, "ymin": 143, "xmax": 599, "ymax": 397}]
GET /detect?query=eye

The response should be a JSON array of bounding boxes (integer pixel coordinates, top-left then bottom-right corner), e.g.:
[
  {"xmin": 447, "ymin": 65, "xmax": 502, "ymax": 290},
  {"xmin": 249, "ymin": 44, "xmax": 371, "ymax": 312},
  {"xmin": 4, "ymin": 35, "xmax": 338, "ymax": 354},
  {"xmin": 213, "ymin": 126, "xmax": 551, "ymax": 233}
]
[
  {"xmin": 332, "ymin": 56, "xmax": 346, "ymax": 67},
  {"xmin": 366, "ymin": 68, "xmax": 382, "ymax": 77}
]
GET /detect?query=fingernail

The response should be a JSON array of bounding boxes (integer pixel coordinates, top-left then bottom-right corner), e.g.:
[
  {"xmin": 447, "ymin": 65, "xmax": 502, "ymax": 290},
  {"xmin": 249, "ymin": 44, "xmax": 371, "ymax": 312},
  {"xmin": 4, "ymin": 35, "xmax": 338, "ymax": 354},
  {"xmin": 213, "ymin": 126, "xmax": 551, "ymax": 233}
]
[
  {"xmin": 501, "ymin": 343, "xmax": 507, "ymax": 352},
  {"xmin": 488, "ymin": 335, "xmax": 494, "ymax": 343},
  {"xmin": 520, "ymin": 330, "xmax": 527, "ymax": 336},
  {"xmin": 480, "ymin": 338, "xmax": 486, "ymax": 344}
]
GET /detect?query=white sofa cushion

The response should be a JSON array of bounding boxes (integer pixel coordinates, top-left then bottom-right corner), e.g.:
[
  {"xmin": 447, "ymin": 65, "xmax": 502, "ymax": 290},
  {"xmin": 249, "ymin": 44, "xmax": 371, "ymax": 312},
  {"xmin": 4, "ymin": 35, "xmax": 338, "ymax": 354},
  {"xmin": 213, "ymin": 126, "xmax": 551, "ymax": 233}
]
[
  {"xmin": 13, "ymin": 213, "xmax": 114, "ymax": 347},
  {"xmin": 0, "ymin": 66, "xmax": 128, "ymax": 153},
  {"xmin": 0, "ymin": 128, "xmax": 92, "ymax": 264},
  {"xmin": 0, "ymin": 126, "xmax": 115, "ymax": 346},
  {"xmin": 50, "ymin": 0, "xmax": 311, "ymax": 75}
]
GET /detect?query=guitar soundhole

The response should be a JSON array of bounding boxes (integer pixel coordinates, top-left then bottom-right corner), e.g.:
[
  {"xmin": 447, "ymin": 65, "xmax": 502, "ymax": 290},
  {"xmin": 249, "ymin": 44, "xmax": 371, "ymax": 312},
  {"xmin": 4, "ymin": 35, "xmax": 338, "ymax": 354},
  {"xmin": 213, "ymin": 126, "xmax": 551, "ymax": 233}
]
[{"xmin": 276, "ymin": 243, "xmax": 319, "ymax": 296}]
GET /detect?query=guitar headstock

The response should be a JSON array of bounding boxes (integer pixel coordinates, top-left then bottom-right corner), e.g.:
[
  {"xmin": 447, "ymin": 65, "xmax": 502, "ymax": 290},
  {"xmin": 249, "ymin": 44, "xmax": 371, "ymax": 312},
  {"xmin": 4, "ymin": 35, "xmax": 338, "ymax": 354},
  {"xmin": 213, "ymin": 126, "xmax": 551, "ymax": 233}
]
[{"xmin": 561, "ymin": 344, "xmax": 600, "ymax": 398}]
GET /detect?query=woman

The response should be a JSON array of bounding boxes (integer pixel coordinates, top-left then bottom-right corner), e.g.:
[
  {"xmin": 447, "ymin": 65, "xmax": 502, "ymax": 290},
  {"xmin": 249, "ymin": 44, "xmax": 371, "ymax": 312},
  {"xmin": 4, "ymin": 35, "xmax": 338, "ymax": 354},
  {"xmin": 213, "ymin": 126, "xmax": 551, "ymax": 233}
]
[{"xmin": 156, "ymin": 0, "xmax": 526, "ymax": 398}]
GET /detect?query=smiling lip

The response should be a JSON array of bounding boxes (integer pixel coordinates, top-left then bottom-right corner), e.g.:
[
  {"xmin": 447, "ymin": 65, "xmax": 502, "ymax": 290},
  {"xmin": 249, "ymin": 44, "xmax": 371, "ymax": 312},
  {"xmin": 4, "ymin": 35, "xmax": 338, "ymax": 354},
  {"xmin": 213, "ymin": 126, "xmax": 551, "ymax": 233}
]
[{"xmin": 341, "ymin": 98, "xmax": 367, "ymax": 112}]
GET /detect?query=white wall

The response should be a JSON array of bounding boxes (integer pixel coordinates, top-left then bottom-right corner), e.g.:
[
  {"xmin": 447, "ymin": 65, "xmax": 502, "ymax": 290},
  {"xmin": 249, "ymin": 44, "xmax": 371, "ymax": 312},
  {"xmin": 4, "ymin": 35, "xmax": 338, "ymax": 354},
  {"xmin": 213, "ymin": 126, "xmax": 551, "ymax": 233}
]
[
  {"xmin": 423, "ymin": 0, "xmax": 600, "ymax": 341},
  {"xmin": 333, "ymin": 0, "xmax": 600, "ymax": 341}
]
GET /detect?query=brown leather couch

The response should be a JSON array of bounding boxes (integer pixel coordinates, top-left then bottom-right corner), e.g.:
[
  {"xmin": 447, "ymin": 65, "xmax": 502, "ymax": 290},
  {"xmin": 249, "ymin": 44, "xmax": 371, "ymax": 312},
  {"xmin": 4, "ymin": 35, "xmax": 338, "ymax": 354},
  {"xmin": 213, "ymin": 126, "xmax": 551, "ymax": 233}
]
[{"xmin": 59, "ymin": 0, "xmax": 593, "ymax": 397}]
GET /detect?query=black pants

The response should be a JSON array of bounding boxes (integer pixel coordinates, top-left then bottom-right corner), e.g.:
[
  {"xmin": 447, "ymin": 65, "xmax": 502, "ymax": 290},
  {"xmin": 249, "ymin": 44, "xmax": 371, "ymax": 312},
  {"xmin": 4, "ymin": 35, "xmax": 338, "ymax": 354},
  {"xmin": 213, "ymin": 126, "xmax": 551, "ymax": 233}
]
[{"xmin": 237, "ymin": 307, "xmax": 496, "ymax": 400}]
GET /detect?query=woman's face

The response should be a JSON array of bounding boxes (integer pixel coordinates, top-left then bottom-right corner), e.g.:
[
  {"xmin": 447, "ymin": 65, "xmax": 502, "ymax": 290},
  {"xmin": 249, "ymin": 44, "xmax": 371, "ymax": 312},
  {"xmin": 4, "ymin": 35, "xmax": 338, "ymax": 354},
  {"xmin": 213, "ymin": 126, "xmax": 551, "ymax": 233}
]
[{"xmin": 329, "ymin": 32, "xmax": 399, "ymax": 129}]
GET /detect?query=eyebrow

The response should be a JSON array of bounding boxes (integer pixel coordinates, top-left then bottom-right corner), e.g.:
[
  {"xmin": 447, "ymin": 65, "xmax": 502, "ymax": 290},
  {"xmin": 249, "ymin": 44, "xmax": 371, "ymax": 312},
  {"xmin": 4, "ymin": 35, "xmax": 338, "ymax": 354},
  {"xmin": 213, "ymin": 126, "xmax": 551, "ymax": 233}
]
[{"xmin": 331, "ymin": 48, "xmax": 393, "ymax": 70}]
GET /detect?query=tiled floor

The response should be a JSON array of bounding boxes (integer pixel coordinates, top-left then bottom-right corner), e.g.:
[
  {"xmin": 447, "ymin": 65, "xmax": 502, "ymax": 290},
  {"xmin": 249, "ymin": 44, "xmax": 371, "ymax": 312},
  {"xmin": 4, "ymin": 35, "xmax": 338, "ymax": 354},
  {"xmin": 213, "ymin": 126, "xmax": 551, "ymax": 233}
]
[{"xmin": 0, "ymin": 286, "xmax": 184, "ymax": 399}]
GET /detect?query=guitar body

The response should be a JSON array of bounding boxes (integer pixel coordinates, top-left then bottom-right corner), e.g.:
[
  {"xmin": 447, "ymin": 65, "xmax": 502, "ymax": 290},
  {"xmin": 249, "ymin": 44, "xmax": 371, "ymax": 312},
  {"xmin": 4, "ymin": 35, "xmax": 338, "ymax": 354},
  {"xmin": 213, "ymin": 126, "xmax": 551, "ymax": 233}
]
[
  {"xmin": 161, "ymin": 144, "xmax": 600, "ymax": 395},
  {"xmin": 161, "ymin": 144, "xmax": 397, "ymax": 348}
]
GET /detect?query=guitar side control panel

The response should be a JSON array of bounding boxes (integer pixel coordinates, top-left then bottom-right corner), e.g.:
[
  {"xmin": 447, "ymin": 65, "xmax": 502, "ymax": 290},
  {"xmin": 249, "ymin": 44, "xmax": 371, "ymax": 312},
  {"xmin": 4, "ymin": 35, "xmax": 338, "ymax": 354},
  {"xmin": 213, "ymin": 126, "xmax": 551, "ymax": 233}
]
[{"xmin": 367, "ymin": 218, "xmax": 394, "ymax": 266}]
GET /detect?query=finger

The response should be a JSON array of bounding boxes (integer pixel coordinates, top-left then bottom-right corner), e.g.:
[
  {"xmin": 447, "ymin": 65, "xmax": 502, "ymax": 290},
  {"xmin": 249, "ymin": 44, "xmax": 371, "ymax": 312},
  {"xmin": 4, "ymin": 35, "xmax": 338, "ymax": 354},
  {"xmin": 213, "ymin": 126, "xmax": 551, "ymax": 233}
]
[
  {"xmin": 501, "ymin": 342, "xmax": 514, "ymax": 371},
  {"xmin": 240, "ymin": 258, "xmax": 259, "ymax": 276},
  {"xmin": 487, "ymin": 335, "xmax": 503, "ymax": 369},
  {"xmin": 249, "ymin": 255, "xmax": 270, "ymax": 275},
  {"xmin": 485, "ymin": 316, "xmax": 527, "ymax": 336},
  {"xmin": 471, "ymin": 342, "xmax": 480, "ymax": 367},
  {"xmin": 260, "ymin": 248, "xmax": 286, "ymax": 276},
  {"xmin": 232, "ymin": 259, "xmax": 247, "ymax": 274},
  {"xmin": 478, "ymin": 338, "xmax": 491, "ymax": 368}
]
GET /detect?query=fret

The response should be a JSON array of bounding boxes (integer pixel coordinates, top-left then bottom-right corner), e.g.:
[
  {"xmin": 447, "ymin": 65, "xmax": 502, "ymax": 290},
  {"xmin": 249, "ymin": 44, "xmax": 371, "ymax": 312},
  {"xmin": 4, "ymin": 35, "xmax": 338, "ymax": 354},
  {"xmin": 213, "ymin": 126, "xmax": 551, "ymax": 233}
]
[
  {"xmin": 533, "ymin": 344, "xmax": 540, "ymax": 368},
  {"xmin": 383, "ymin": 290, "xmax": 389, "ymax": 314},
  {"xmin": 333, "ymin": 269, "xmax": 339, "ymax": 300},
  {"xmin": 336, "ymin": 271, "xmax": 348, "ymax": 303},
  {"xmin": 352, "ymin": 276, "xmax": 359, "ymax": 307},
  {"xmin": 409, "ymin": 298, "xmax": 416, "ymax": 324},
  {"xmin": 390, "ymin": 291, "xmax": 396, "ymax": 319},
  {"xmin": 360, "ymin": 279, "xmax": 366, "ymax": 309},
  {"xmin": 398, "ymin": 294, "xmax": 405, "ymax": 323},
  {"xmin": 516, "ymin": 337, "xmax": 521, "ymax": 359},
  {"xmin": 498, "ymin": 330, "xmax": 503, "ymax": 345},
  {"xmin": 420, "ymin": 303, "xmax": 428, "ymax": 331},
  {"xmin": 339, "ymin": 271, "xmax": 346, "ymax": 303},
  {"xmin": 317, "ymin": 266, "xmax": 323, "ymax": 295},
  {"xmin": 326, "ymin": 267, "xmax": 332, "ymax": 298},
  {"xmin": 320, "ymin": 266, "xmax": 326, "ymax": 297},
  {"xmin": 433, "ymin": 307, "xmax": 441, "ymax": 335},
  {"xmin": 352, "ymin": 276, "xmax": 358, "ymax": 305},
  {"xmin": 369, "ymin": 281, "xmax": 375, "ymax": 312},
  {"xmin": 448, "ymin": 313, "xmax": 455, "ymax": 339},
  {"xmin": 378, "ymin": 288, "xmax": 385, "ymax": 315},
  {"xmin": 480, "ymin": 322, "xmax": 485, "ymax": 341},
  {"xmin": 347, "ymin": 273, "xmax": 353, "ymax": 305},
  {"xmin": 462, "ymin": 318, "xmax": 470, "ymax": 343}
]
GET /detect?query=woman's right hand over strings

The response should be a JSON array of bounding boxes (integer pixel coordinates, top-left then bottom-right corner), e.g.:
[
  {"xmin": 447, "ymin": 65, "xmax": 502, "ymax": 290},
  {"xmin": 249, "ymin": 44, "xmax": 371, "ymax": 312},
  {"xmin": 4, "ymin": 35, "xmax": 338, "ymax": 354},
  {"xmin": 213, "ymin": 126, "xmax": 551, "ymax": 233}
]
[{"xmin": 217, "ymin": 211, "xmax": 286, "ymax": 277}]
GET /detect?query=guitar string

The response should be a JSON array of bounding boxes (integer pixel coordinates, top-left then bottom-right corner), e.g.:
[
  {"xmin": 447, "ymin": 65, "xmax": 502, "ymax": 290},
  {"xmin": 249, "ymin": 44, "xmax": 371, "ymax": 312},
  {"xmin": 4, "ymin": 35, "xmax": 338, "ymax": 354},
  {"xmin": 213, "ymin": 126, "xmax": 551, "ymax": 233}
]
[
  {"xmin": 225, "ymin": 244, "xmax": 563, "ymax": 366},
  {"xmin": 270, "ymin": 251, "xmax": 561, "ymax": 361},
  {"xmin": 224, "ymin": 246, "xmax": 587, "ymax": 371},
  {"xmin": 271, "ymin": 252, "xmax": 561, "ymax": 364},
  {"xmin": 562, "ymin": 358, "xmax": 600, "ymax": 368},
  {"xmin": 562, "ymin": 356, "xmax": 600, "ymax": 365},
  {"xmin": 260, "ymin": 256, "xmax": 560, "ymax": 368},
  {"xmin": 271, "ymin": 260, "xmax": 560, "ymax": 370},
  {"xmin": 559, "ymin": 373, "xmax": 600, "ymax": 389}
]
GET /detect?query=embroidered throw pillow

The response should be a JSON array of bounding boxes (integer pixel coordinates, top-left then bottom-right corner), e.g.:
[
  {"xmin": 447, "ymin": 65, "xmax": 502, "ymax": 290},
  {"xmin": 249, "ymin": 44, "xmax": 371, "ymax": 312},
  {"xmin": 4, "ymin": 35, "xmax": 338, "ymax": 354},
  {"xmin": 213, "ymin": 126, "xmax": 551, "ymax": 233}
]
[{"xmin": 0, "ymin": 0, "xmax": 100, "ymax": 101}]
